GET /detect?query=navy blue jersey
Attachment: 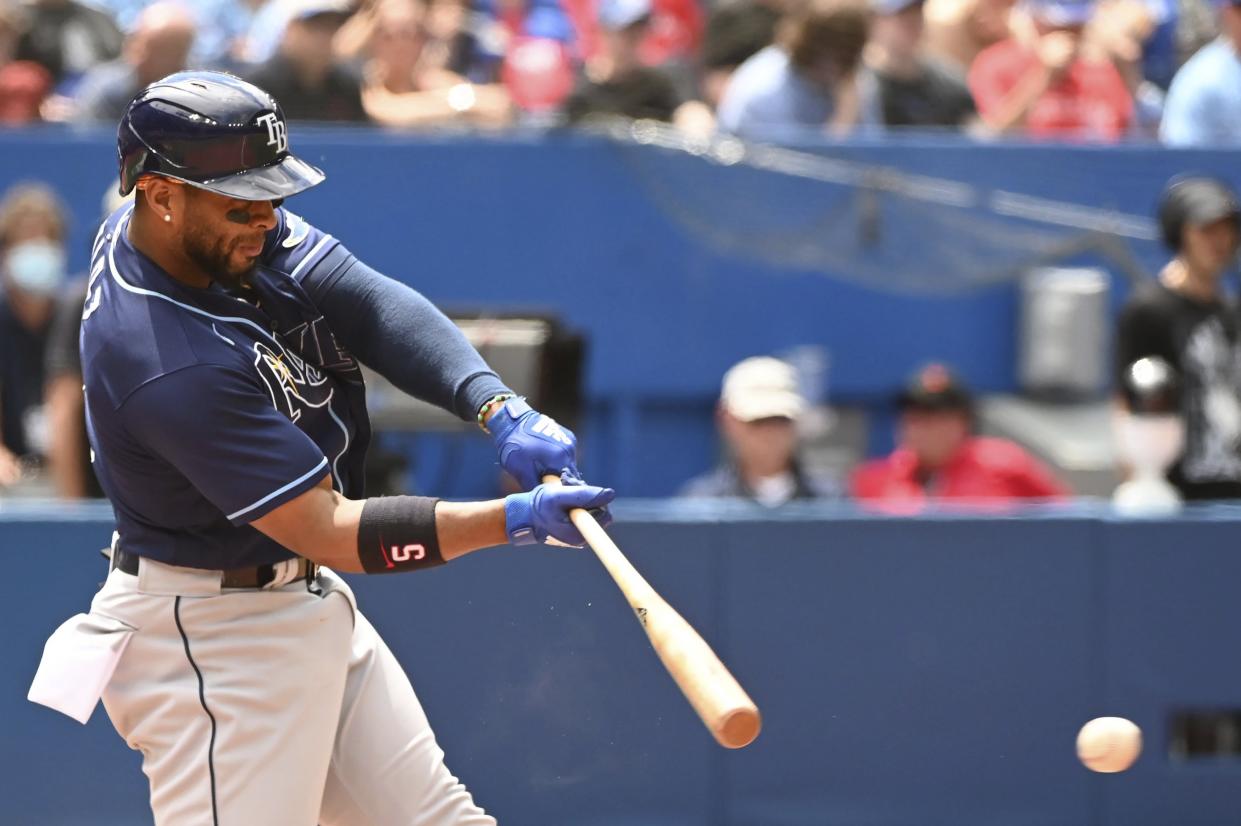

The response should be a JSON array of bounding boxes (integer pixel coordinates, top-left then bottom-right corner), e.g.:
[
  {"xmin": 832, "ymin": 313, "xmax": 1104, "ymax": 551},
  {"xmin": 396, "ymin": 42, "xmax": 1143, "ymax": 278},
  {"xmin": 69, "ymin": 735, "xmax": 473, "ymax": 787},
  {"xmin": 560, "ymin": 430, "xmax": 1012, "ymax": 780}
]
[{"xmin": 83, "ymin": 205, "xmax": 368, "ymax": 569}]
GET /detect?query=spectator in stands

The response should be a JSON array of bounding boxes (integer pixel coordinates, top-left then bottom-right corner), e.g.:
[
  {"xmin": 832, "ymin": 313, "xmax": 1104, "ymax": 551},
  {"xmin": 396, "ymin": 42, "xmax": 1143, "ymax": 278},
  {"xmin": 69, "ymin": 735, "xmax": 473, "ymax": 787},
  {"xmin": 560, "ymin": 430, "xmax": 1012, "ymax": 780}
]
[
  {"xmin": 0, "ymin": 3, "xmax": 53, "ymax": 123},
  {"xmin": 1160, "ymin": 0, "xmax": 1241, "ymax": 147},
  {"xmin": 1114, "ymin": 177, "xmax": 1241, "ymax": 499},
  {"xmin": 564, "ymin": 0, "xmax": 684, "ymax": 123},
  {"xmin": 0, "ymin": 183, "xmax": 69, "ymax": 488},
  {"xmin": 41, "ymin": 185, "xmax": 124, "ymax": 500},
  {"xmin": 967, "ymin": 0, "xmax": 1133, "ymax": 141},
  {"xmin": 359, "ymin": 0, "xmax": 514, "ymax": 128},
  {"xmin": 680, "ymin": 356, "xmax": 838, "ymax": 506},
  {"xmin": 716, "ymin": 0, "xmax": 880, "ymax": 138},
  {"xmin": 88, "ymin": 0, "xmax": 261, "ymax": 68},
  {"xmin": 1086, "ymin": 0, "xmax": 1165, "ymax": 137},
  {"xmin": 43, "ymin": 279, "xmax": 95, "ymax": 497},
  {"xmin": 851, "ymin": 363, "xmax": 1069, "ymax": 504},
  {"xmin": 189, "ymin": 0, "xmax": 271, "ymax": 69},
  {"xmin": 923, "ymin": 0, "xmax": 1013, "ymax": 72},
  {"xmin": 864, "ymin": 0, "xmax": 977, "ymax": 128},
  {"xmin": 72, "ymin": 3, "xmax": 196, "ymax": 123},
  {"xmin": 699, "ymin": 0, "xmax": 781, "ymax": 109},
  {"xmin": 14, "ymin": 0, "xmax": 123, "ymax": 87},
  {"xmin": 247, "ymin": 0, "xmax": 368, "ymax": 121},
  {"xmin": 0, "ymin": 60, "xmax": 52, "ymax": 123}
]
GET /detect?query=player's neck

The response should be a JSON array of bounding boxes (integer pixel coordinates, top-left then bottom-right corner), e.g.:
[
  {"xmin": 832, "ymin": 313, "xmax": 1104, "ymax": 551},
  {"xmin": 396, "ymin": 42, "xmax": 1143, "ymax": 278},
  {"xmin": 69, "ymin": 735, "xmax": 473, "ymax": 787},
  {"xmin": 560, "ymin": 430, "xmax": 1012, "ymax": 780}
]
[
  {"xmin": 128, "ymin": 211, "xmax": 213, "ymax": 290},
  {"xmin": 1161, "ymin": 258, "xmax": 1221, "ymax": 304}
]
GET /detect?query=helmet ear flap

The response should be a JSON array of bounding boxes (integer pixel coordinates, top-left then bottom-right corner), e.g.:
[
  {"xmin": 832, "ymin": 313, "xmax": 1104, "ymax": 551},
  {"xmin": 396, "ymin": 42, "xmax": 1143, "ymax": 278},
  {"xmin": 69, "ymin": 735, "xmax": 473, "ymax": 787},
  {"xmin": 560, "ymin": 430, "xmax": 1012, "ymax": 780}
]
[{"xmin": 118, "ymin": 148, "xmax": 148, "ymax": 196}]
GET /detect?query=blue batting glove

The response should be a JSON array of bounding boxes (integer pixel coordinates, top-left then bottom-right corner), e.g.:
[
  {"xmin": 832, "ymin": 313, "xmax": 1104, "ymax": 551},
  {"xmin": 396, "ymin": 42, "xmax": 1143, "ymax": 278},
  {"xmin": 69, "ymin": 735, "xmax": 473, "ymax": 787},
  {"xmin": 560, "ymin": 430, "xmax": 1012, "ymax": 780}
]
[
  {"xmin": 504, "ymin": 473, "xmax": 616, "ymax": 547},
  {"xmin": 488, "ymin": 397, "xmax": 581, "ymax": 489}
]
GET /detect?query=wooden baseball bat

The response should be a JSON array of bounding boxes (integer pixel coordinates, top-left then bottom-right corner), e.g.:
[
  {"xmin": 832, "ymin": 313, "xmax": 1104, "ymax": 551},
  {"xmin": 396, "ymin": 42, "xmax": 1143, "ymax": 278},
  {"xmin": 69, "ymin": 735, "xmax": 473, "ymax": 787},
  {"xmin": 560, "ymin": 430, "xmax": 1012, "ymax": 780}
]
[{"xmin": 544, "ymin": 475, "xmax": 762, "ymax": 749}]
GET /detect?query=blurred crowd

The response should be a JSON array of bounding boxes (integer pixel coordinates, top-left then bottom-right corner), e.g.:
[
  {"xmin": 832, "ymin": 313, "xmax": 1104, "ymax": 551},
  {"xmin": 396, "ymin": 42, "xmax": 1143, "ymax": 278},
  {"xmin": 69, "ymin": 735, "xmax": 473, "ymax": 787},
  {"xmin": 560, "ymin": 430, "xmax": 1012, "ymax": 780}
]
[
  {"xmin": 0, "ymin": 0, "xmax": 1237, "ymax": 143},
  {"xmin": 0, "ymin": 170, "xmax": 1238, "ymax": 509}
]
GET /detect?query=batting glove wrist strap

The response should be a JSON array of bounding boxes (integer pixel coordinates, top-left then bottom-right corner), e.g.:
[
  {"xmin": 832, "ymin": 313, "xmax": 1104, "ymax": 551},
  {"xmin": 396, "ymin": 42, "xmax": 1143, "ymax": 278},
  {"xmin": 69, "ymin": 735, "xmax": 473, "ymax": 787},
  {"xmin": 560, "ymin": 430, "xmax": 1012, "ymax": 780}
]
[
  {"xmin": 489, "ymin": 398, "xmax": 582, "ymax": 489},
  {"xmin": 505, "ymin": 475, "xmax": 617, "ymax": 547},
  {"xmin": 503, "ymin": 492, "xmax": 540, "ymax": 545},
  {"xmin": 357, "ymin": 495, "xmax": 445, "ymax": 574}
]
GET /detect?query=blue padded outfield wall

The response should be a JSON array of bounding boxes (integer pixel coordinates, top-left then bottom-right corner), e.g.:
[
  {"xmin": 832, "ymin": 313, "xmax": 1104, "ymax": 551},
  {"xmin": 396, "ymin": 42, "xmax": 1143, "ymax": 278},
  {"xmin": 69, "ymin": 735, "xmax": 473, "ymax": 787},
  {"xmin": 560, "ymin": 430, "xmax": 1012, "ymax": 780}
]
[
  {"xmin": 2, "ymin": 128, "xmax": 1239, "ymax": 497},
  {"xmin": 5, "ymin": 503, "xmax": 1241, "ymax": 825}
]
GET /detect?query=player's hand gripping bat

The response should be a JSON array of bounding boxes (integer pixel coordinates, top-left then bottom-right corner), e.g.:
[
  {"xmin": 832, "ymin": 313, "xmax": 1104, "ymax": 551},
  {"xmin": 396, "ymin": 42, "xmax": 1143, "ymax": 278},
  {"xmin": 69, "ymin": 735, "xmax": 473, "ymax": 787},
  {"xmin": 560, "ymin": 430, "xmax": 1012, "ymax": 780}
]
[{"xmin": 543, "ymin": 475, "xmax": 761, "ymax": 748}]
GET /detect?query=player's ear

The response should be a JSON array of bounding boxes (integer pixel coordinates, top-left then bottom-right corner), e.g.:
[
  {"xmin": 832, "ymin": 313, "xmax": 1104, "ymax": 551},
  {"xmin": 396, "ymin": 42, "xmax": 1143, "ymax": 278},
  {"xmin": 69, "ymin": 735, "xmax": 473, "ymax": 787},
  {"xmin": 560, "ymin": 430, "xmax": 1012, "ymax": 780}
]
[{"xmin": 142, "ymin": 178, "xmax": 181, "ymax": 224}]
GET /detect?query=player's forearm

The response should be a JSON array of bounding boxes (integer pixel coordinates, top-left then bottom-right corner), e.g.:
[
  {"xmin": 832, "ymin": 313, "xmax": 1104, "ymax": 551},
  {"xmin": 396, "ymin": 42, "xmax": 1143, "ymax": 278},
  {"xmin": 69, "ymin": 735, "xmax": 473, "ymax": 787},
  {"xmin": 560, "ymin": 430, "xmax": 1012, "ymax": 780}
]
[
  {"xmin": 253, "ymin": 478, "xmax": 507, "ymax": 572},
  {"xmin": 435, "ymin": 500, "xmax": 509, "ymax": 560},
  {"xmin": 305, "ymin": 259, "xmax": 511, "ymax": 420}
]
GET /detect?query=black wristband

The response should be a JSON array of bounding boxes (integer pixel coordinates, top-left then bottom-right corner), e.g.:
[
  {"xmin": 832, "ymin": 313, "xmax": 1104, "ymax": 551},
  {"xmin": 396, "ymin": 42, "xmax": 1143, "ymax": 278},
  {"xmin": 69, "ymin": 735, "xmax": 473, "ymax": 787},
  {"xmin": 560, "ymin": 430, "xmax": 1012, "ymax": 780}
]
[{"xmin": 357, "ymin": 496, "xmax": 445, "ymax": 574}]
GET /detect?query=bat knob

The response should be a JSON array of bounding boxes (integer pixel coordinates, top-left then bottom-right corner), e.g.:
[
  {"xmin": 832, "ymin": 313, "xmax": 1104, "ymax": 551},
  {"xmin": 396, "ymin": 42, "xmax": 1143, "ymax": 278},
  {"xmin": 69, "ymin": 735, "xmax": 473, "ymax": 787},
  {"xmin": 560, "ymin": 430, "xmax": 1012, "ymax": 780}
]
[{"xmin": 719, "ymin": 708, "xmax": 762, "ymax": 749}]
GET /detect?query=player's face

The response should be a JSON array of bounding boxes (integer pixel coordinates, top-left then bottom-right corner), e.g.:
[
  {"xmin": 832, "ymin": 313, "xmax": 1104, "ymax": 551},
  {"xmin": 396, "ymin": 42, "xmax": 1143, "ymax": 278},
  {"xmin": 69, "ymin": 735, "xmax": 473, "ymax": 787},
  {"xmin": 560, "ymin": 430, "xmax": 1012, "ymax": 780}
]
[
  {"xmin": 179, "ymin": 188, "xmax": 279, "ymax": 289},
  {"xmin": 1181, "ymin": 217, "xmax": 1240, "ymax": 279}
]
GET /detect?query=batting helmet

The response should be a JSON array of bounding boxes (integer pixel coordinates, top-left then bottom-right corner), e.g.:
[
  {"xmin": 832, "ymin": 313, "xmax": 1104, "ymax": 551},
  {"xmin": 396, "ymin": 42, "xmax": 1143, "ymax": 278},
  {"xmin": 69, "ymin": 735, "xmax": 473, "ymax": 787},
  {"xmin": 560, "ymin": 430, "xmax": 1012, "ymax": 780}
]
[
  {"xmin": 1157, "ymin": 176, "xmax": 1241, "ymax": 251},
  {"xmin": 117, "ymin": 71, "xmax": 325, "ymax": 200}
]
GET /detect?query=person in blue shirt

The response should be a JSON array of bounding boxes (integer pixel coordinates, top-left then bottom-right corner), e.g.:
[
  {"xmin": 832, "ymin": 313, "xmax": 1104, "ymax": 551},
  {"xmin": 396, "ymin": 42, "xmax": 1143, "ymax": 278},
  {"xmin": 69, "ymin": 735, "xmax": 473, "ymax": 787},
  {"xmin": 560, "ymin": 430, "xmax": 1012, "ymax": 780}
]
[
  {"xmin": 29, "ymin": 70, "xmax": 614, "ymax": 826},
  {"xmin": 71, "ymin": 2, "xmax": 196, "ymax": 123},
  {"xmin": 1160, "ymin": 0, "xmax": 1241, "ymax": 147},
  {"xmin": 716, "ymin": 0, "xmax": 881, "ymax": 139}
]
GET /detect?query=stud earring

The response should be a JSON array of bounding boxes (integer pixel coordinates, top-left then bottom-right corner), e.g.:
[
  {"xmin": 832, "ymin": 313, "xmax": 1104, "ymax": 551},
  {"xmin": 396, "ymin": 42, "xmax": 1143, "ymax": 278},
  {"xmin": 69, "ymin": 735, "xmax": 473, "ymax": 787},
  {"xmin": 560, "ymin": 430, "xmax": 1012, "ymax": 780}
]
[{"xmin": 163, "ymin": 214, "xmax": 171, "ymax": 223}]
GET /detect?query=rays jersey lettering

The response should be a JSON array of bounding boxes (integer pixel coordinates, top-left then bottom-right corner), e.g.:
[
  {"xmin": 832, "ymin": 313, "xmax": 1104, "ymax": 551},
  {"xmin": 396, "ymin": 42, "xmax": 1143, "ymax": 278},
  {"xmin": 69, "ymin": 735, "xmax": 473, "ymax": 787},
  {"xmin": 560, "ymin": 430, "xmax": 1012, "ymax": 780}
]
[
  {"xmin": 253, "ymin": 341, "xmax": 333, "ymax": 423},
  {"xmin": 80, "ymin": 205, "xmax": 361, "ymax": 569}
]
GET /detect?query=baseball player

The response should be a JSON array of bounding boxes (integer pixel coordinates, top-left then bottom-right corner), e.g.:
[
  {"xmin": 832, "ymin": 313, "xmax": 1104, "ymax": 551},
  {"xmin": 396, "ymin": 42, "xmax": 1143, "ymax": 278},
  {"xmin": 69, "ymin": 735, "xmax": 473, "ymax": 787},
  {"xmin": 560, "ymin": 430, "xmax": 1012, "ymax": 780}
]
[{"xmin": 28, "ymin": 70, "xmax": 615, "ymax": 825}]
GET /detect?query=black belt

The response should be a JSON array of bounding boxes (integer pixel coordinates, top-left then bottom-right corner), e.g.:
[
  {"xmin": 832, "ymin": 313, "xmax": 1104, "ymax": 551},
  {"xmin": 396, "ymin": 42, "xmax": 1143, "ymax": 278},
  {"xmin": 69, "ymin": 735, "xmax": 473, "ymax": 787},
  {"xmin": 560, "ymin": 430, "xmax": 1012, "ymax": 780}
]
[{"xmin": 111, "ymin": 547, "xmax": 317, "ymax": 589}]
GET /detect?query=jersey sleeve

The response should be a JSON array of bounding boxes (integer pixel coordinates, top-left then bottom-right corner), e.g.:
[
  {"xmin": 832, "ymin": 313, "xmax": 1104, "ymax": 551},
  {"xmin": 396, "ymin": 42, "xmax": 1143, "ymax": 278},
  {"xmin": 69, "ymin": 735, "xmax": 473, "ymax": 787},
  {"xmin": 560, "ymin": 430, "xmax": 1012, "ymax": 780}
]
[
  {"xmin": 121, "ymin": 363, "xmax": 330, "ymax": 525},
  {"xmin": 260, "ymin": 208, "xmax": 511, "ymax": 420},
  {"xmin": 261, "ymin": 208, "xmax": 344, "ymax": 284}
]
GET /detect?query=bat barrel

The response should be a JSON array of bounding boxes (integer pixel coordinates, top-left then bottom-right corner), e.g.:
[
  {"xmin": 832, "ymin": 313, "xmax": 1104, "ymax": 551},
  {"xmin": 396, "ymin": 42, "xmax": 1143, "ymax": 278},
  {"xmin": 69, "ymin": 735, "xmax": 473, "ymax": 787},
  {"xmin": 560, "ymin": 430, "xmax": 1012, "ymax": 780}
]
[{"xmin": 543, "ymin": 475, "xmax": 762, "ymax": 750}]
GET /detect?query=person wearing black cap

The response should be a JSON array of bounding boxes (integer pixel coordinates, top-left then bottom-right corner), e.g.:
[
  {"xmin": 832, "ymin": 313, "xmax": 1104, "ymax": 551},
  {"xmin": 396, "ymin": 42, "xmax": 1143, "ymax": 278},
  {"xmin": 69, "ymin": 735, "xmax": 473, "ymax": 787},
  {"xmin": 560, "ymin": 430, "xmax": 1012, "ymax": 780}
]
[
  {"xmin": 1114, "ymin": 175, "xmax": 1241, "ymax": 500},
  {"xmin": 864, "ymin": 0, "xmax": 977, "ymax": 129},
  {"xmin": 851, "ymin": 363, "xmax": 1068, "ymax": 503}
]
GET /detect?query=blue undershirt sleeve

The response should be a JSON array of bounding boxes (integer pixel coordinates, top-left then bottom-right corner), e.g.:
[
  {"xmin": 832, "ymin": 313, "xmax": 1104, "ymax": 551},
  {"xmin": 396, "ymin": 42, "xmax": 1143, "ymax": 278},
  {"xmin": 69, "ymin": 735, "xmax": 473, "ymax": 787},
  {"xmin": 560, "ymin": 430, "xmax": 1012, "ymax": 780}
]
[{"xmin": 299, "ymin": 257, "xmax": 513, "ymax": 421}]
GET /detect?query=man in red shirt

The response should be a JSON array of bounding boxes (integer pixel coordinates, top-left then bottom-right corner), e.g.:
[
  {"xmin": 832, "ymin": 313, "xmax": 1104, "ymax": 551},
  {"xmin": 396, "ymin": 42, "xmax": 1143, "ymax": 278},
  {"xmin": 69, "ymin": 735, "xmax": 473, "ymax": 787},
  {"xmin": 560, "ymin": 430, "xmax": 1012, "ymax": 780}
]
[
  {"xmin": 967, "ymin": 0, "xmax": 1132, "ymax": 140},
  {"xmin": 851, "ymin": 364, "xmax": 1070, "ymax": 505}
]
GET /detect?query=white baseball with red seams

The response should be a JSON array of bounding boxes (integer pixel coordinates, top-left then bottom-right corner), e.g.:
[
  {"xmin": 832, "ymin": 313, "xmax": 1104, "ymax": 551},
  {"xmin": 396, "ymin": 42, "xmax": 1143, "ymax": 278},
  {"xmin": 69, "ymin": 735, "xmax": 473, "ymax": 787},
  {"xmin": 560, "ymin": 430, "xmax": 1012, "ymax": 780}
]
[{"xmin": 1076, "ymin": 717, "xmax": 1143, "ymax": 773}]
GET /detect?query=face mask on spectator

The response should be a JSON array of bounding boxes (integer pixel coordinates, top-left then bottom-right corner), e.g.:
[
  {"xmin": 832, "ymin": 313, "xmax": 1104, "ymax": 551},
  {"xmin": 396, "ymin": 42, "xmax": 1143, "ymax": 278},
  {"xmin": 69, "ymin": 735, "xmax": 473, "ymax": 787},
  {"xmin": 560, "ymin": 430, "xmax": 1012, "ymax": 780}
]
[{"xmin": 5, "ymin": 239, "xmax": 67, "ymax": 295}]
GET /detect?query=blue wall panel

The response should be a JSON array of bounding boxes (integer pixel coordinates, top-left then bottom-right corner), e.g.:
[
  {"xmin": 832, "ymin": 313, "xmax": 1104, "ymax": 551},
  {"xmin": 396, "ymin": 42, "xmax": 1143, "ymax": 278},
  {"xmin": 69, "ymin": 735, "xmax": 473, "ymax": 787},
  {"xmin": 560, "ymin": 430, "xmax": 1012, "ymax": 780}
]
[
  {"xmin": 1098, "ymin": 518, "xmax": 1241, "ymax": 826},
  {"xmin": 5, "ymin": 506, "xmax": 1241, "ymax": 824}
]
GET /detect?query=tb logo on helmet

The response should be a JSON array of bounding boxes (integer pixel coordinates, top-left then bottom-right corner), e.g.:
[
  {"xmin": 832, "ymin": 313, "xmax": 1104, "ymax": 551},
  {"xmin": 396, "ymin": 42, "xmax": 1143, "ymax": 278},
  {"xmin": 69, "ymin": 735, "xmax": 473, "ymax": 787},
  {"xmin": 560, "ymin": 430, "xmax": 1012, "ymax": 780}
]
[{"xmin": 256, "ymin": 112, "xmax": 288, "ymax": 155}]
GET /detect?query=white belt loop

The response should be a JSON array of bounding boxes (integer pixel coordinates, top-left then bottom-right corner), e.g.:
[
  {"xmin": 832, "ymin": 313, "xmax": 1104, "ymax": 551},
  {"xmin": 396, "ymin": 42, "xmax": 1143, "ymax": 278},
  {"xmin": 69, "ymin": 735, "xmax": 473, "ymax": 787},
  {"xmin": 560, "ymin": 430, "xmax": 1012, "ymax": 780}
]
[
  {"xmin": 136, "ymin": 557, "xmax": 224, "ymax": 597},
  {"xmin": 262, "ymin": 559, "xmax": 302, "ymax": 590}
]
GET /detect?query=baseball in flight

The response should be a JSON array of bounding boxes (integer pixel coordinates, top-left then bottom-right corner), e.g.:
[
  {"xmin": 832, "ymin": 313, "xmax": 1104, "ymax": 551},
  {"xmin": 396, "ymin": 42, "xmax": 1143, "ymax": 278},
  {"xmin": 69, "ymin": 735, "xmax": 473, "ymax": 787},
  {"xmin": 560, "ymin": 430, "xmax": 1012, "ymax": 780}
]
[{"xmin": 1076, "ymin": 717, "xmax": 1142, "ymax": 773}]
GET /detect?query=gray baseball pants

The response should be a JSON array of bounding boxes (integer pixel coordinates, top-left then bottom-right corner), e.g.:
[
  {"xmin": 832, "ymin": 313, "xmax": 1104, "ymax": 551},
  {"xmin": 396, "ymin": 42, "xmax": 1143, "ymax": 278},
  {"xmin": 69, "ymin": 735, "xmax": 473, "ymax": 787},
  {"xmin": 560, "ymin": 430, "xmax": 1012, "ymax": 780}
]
[{"xmin": 92, "ymin": 557, "xmax": 496, "ymax": 826}]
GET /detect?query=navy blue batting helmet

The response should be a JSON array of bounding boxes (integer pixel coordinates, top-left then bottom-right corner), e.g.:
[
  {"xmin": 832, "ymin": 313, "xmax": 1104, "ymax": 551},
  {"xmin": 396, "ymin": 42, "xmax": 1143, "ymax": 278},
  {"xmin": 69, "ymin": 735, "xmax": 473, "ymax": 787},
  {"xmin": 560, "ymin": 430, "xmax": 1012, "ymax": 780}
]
[{"xmin": 118, "ymin": 71, "xmax": 325, "ymax": 200}]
